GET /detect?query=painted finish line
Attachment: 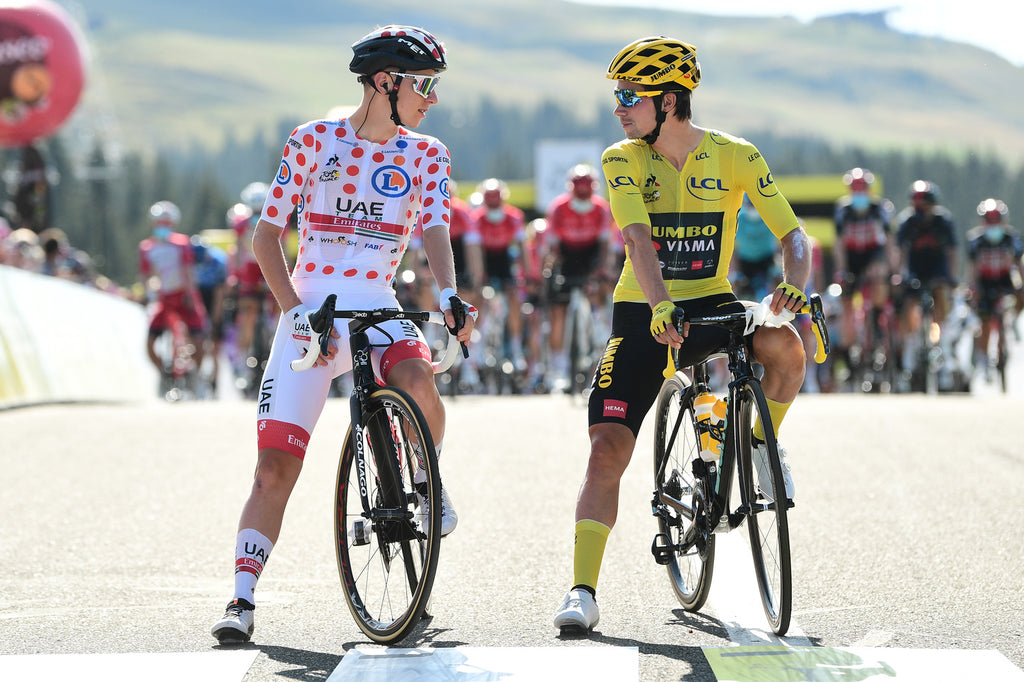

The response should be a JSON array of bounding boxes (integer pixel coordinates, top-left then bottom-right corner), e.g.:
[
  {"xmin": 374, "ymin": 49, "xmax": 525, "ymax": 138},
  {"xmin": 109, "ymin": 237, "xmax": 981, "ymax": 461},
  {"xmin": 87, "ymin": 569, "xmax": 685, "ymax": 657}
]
[
  {"xmin": 327, "ymin": 646, "xmax": 639, "ymax": 681},
  {"xmin": 704, "ymin": 645, "xmax": 1024, "ymax": 681},
  {"xmin": 0, "ymin": 650, "xmax": 259, "ymax": 682}
]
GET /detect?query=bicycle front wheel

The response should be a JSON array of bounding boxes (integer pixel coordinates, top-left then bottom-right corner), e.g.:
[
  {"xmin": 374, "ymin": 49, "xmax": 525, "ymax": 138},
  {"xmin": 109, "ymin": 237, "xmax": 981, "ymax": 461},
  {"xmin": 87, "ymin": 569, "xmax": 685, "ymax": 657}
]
[
  {"xmin": 736, "ymin": 381, "xmax": 792, "ymax": 635},
  {"xmin": 335, "ymin": 387, "xmax": 442, "ymax": 642},
  {"xmin": 652, "ymin": 374, "xmax": 715, "ymax": 611}
]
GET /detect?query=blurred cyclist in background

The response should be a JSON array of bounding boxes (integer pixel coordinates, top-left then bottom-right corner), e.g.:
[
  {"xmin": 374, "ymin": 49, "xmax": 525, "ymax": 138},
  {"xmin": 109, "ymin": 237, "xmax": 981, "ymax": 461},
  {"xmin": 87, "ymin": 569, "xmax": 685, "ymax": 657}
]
[
  {"xmin": 192, "ymin": 232, "xmax": 230, "ymax": 395},
  {"xmin": 138, "ymin": 200, "xmax": 208, "ymax": 378},
  {"xmin": 448, "ymin": 180, "xmax": 483, "ymax": 302},
  {"xmin": 895, "ymin": 180, "xmax": 957, "ymax": 374},
  {"xmin": 731, "ymin": 193, "xmax": 782, "ymax": 301},
  {"xmin": 473, "ymin": 177, "xmax": 527, "ymax": 369},
  {"xmin": 229, "ymin": 182, "xmax": 276, "ymax": 379},
  {"xmin": 544, "ymin": 164, "xmax": 612, "ymax": 391},
  {"xmin": 966, "ymin": 198, "xmax": 1024, "ymax": 377},
  {"xmin": 832, "ymin": 168, "xmax": 895, "ymax": 372}
]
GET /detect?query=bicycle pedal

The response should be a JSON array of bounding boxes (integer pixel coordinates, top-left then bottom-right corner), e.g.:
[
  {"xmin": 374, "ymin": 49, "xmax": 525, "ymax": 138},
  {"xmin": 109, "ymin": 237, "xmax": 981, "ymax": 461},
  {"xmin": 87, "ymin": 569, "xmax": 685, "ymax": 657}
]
[{"xmin": 651, "ymin": 533, "xmax": 675, "ymax": 565}]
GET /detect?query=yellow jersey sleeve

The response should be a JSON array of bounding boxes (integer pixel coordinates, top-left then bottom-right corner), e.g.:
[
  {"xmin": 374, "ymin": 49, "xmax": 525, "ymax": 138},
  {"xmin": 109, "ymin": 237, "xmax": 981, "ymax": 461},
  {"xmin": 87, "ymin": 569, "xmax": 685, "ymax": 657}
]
[{"xmin": 602, "ymin": 130, "xmax": 799, "ymax": 304}]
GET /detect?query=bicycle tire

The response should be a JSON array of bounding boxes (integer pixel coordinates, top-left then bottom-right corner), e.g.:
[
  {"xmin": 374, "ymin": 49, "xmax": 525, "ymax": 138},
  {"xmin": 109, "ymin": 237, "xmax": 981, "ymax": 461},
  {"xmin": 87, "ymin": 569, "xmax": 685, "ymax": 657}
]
[
  {"xmin": 736, "ymin": 381, "xmax": 792, "ymax": 635},
  {"xmin": 652, "ymin": 374, "xmax": 715, "ymax": 611},
  {"xmin": 335, "ymin": 387, "xmax": 442, "ymax": 642}
]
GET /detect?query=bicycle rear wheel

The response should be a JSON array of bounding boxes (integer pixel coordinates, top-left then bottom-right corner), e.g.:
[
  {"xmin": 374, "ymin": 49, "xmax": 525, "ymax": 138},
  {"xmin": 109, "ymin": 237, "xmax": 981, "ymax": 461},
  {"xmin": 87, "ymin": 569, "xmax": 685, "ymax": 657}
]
[
  {"xmin": 736, "ymin": 382, "xmax": 792, "ymax": 635},
  {"xmin": 335, "ymin": 387, "xmax": 442, "ymax": 642},
  {"xmin": 652, "ymin": 374, "xmax": 715, "ymax": 610}
]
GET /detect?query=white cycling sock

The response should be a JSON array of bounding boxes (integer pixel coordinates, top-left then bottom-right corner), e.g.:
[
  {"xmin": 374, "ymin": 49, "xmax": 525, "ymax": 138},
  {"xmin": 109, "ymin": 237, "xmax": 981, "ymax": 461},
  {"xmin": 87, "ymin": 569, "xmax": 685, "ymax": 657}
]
[{"xmin": 233, "ymin": 529, "xmax": 273, "ymax": 603}]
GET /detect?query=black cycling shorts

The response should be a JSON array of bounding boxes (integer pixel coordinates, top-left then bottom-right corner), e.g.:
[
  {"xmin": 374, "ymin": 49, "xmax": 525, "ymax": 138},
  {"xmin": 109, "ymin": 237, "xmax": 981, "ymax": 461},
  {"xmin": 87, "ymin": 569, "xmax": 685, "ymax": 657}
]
[
  {"xmin": 588, "ymin": 294, "xmax": 744, "ymax": 437},
  {"xmin": 484, "ymin": 249, "xmax": 514, "ymax": 284}
]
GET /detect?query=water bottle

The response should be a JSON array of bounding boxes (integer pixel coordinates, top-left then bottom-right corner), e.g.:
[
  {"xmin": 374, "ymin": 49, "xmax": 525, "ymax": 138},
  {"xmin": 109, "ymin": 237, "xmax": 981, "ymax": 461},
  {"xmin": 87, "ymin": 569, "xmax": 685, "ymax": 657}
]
[{"xmin": 693, "ymin": 392, "xmax": 727, "ymax": 462}]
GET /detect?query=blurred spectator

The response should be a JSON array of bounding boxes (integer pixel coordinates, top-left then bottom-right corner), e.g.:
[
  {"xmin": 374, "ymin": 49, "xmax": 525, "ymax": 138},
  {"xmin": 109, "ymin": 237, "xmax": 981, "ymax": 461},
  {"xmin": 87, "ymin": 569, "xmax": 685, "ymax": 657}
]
[{"xmin": 2, "ymin": 227, "xmax": 43, "ymax": 271}]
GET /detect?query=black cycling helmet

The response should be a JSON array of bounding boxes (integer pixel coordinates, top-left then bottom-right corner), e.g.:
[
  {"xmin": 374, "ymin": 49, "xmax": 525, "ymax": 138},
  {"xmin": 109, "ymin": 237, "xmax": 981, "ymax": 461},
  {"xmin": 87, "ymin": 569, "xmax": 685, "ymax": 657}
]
[
  {"xmin": 349, "ymin": 25, "xmax": 447, "ymax": 76},
  {"xmin": 350, "ymin": 25, "xmax": 447, "ymax": 127}
]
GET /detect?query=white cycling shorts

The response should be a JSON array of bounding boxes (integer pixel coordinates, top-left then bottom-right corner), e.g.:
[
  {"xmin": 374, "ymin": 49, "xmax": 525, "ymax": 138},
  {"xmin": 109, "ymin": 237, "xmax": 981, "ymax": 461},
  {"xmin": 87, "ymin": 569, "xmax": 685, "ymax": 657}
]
[{"xmin": 255, "ymin": 283, "xmax": 431, "ymax": 459}]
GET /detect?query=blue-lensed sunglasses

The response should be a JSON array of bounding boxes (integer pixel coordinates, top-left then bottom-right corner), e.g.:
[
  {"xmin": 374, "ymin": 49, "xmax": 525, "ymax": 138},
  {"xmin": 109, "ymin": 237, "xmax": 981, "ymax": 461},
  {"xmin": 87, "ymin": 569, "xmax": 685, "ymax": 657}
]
[{"xmin": 614, "ymin": 88, "xmax": 667, "ymax": 107}]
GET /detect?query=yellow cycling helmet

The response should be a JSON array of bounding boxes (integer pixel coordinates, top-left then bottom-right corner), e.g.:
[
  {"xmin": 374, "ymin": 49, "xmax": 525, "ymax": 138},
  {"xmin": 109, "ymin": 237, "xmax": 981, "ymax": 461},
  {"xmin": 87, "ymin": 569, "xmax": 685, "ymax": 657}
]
[{"xmin": 607, "ymin": 36, "xmax": 701, "ymax": 90}]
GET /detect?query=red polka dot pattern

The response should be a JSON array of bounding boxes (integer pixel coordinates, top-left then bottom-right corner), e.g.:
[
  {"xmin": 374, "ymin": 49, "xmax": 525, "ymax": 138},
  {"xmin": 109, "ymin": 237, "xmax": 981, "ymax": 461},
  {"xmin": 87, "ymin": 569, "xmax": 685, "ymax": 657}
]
[{"xmin": 263, "ymin": 119, "xmax": 453, "ymax": 287}]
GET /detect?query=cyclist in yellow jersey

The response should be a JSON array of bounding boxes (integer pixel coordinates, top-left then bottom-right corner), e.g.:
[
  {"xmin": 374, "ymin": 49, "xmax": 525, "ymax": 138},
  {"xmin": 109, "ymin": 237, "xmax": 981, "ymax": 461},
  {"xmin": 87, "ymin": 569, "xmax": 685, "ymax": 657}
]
[{"xmin": 554, "ymin": 36, "xmax": 813, "ymax": 634}]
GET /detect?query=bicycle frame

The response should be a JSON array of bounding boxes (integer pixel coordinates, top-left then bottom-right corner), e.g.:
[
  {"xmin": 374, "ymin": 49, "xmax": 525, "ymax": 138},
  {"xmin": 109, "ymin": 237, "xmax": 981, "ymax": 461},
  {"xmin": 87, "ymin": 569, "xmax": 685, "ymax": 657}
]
[
  {"xmin": 346, "ymin": 321, "xmax": 416, "ymax": 536},
  {"xmin": 656, "ymin": 340, "xmax": 770, "ymax": 557},
  {"xmin": 655, "ymin": 295, "xmax": 829, "ymax": 538},
  {"xmin": 294, "ymin": 294, "xmax": 460, "ymax": 530}
]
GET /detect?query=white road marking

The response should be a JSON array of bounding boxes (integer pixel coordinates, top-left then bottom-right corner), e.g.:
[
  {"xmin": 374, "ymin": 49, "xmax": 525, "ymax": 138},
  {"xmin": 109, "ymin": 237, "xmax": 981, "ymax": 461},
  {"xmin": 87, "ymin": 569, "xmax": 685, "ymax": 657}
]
[
  {"xmin": 703, "ymin": 528, "xmax": 811, "ymax": 646},
  {"xmin": 0, "ymin": 651, "xmax": 258, "ymax": 682},
  {"xmin": 327, "ymin": 646, "xmax": 638, "ymax": 681},
  {"xmin": 853, "ymin": 629, "xmax": 896, "ymax": 647}
]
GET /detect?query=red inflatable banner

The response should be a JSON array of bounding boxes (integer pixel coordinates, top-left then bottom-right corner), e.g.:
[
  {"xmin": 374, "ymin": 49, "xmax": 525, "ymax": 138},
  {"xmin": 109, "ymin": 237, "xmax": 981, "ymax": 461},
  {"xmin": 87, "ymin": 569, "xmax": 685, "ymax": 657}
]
[{"xmin": 0, "ymin": 0, "xmax": 86, "ymax": 148}]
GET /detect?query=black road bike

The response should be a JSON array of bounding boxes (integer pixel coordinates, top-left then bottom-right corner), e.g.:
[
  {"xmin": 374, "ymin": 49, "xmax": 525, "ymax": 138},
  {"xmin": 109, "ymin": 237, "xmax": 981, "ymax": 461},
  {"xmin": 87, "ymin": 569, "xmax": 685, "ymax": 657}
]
[
  {"xmin": 651, "ymin": 294, "xmax": 829, "ymax": 635},
  {"xmin": 293, "ymin": 293, "xmax": 465, "ymax": 642}
]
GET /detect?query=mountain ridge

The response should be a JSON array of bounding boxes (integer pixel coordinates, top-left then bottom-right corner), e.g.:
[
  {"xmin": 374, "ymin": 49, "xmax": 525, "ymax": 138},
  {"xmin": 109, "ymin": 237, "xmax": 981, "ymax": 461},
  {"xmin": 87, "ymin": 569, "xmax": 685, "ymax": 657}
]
[{"xmin": 66, "ymin": 0, "xmax": 1024, "ymax": 167}]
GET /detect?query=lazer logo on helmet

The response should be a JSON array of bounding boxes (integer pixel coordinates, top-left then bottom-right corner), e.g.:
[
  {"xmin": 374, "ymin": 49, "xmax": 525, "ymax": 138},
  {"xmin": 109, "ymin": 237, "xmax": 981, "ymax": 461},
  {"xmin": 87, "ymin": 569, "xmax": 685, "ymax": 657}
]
[{"xmin": 372, "ymin": 165, "xmax": 411, "ymax": 198}]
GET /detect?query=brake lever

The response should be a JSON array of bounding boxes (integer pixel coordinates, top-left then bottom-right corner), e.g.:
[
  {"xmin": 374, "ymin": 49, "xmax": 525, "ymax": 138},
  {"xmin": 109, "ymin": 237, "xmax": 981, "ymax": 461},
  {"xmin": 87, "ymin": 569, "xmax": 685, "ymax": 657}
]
[{"xmin": 448, "ymin": 294, "xmax": 470, "ymax": 358}]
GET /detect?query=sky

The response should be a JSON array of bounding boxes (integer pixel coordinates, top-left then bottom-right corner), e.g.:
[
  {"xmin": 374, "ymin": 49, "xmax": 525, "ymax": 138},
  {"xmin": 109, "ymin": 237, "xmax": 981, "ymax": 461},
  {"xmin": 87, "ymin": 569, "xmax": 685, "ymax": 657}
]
[{"xmin": 575, "ymin": 0, "xmax": 1024, "ymax": 67}]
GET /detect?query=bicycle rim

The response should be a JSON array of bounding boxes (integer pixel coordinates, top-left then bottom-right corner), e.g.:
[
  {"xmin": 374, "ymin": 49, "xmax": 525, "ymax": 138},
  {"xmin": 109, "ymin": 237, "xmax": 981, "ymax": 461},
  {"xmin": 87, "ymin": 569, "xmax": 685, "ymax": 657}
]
[
  {"xmin": 335, "ymin": 388, "xmax": 442, "ymax": 642},
  {"xmin": 738, "ymin": 383, "xmax": 792, "ymax": 635},
  {"xmin": 653, "ymin": 375, "xmax": 715, "ymax": 610}
]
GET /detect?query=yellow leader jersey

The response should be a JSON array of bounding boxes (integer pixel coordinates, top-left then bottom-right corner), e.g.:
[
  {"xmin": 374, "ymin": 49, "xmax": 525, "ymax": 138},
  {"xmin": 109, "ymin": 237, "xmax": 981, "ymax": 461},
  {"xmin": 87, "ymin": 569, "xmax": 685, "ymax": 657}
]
[{"xmin": 602, "ymin": 129, "xmax": 799, "ymax": 303}]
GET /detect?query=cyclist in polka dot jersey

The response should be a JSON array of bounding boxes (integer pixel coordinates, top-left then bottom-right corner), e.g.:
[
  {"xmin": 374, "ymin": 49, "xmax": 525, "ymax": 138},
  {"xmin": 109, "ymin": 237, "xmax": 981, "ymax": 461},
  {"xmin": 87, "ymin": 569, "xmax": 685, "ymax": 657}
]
[{"xmin": 211, "ymin": 25, "xmax": 476, "ymax": 645}]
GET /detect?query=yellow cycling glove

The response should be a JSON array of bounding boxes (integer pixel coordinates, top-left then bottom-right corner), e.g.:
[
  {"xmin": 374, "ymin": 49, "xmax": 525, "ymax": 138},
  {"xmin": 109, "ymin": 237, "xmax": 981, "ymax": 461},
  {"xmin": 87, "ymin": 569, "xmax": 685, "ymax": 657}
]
[
  {"xmin": 775, "ymin": 282, "xmax": 808, "ymax": 307},
  {"xmin": 650, "ymin": 300, "xmax": 678, "ymax": 336}
]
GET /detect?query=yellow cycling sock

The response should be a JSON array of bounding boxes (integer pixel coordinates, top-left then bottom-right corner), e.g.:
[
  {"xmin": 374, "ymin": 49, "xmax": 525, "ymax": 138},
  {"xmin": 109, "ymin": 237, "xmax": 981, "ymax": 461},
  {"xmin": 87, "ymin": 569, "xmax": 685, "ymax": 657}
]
[
  {"xmin": 753, "ymin": 398, "xmax": 792, "ymax": 442},
  {"xmin": 572, "ymin": 519, "xmax": 611, "ymax": 592}
]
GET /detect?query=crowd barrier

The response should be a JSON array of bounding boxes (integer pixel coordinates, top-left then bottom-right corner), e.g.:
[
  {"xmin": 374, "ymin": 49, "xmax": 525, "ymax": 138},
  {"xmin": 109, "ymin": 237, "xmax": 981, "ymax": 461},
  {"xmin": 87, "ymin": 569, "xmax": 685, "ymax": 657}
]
[{"xmin": 0, "ymin": 265, "xmax": 157, "ymax": 409}]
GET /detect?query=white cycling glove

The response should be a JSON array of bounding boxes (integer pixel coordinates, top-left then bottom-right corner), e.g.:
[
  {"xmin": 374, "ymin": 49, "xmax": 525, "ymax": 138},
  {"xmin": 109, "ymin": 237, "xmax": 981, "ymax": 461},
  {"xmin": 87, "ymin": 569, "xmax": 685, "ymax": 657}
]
[{"xmin": 438, "ymin": 287, "xmax": 479, "ymax": 322}]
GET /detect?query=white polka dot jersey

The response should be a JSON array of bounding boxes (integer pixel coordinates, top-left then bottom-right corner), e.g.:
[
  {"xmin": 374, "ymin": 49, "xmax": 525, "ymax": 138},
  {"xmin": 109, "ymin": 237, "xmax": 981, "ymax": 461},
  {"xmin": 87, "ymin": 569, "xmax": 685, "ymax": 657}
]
[{"xmin": 261, "ymin": 118, "xmax": 452, "ymax": 288}]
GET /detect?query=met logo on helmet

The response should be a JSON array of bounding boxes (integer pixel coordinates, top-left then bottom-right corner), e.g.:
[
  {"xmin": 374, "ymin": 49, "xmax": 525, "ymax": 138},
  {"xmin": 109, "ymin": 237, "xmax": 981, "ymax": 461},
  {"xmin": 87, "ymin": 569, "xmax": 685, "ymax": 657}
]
[{"xmin": 372, "ymin": 165, "xmax": 411, "ymax": 198}]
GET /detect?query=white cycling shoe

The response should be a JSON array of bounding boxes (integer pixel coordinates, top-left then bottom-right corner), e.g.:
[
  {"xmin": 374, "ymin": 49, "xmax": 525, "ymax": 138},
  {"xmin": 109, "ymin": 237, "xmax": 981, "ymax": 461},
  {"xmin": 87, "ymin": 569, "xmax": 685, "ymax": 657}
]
[
  {"xmin": 553, "ymin": 588, "xmax": 600, "ymax": 632},
  {"xmin": 753, "ymin": 442, "xmax": 795, "ymax": 502},
  {"xmin": 211, "ymin": 598, "xmax": 255, "ymax": 644},
  {"xmin": 417, "ymin": 484, "xmax": 458, "ymax": 536}
]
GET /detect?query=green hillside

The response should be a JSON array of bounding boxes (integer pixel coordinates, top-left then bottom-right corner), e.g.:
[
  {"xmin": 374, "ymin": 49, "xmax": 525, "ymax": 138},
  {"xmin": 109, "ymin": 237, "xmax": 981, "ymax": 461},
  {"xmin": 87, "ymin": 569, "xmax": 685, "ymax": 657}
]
[{"xmin": 72, "ymin": 0, "xmax": 1024, "ymax": 165}]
